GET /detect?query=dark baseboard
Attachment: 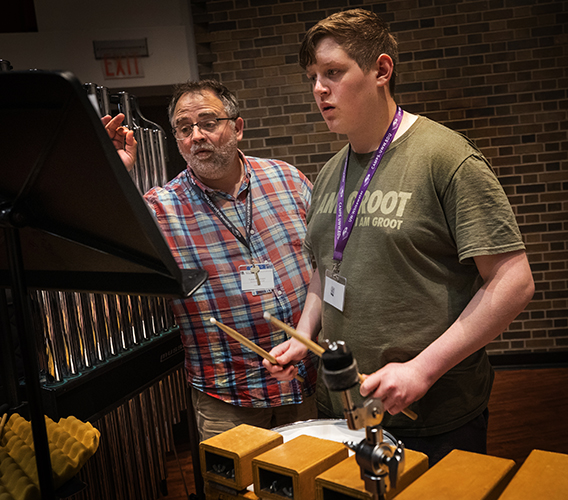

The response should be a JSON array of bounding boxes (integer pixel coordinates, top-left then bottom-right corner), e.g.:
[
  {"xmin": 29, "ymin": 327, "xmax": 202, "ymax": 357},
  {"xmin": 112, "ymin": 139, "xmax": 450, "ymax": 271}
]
[{"xmin": 489, "ymin": 351, "xmax": 568, "ymax": 370}]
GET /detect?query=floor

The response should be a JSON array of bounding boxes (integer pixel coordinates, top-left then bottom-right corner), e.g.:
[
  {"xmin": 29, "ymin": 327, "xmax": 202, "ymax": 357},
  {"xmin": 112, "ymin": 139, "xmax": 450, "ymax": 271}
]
[
  {"xmin": 161, "ymin": 366, "xmax": 568, "ymax": 499},
  {"xmin": 485, "ymin": 366, "xmax": 568, "ymax": 462}
]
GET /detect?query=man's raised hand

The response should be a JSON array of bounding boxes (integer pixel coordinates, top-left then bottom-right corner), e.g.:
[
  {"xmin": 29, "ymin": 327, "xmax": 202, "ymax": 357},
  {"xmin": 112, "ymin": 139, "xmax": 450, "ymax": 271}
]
[{"xmin": 102, "ymin": 113, "xmax": 137, "ymax": 171}]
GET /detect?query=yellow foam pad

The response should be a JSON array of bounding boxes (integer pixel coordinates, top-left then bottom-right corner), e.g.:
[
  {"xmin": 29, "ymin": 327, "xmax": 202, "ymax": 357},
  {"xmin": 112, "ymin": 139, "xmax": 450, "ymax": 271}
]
[{"xmin": 0, "ymin": 413, "xmax": 100, "ymax": 500}]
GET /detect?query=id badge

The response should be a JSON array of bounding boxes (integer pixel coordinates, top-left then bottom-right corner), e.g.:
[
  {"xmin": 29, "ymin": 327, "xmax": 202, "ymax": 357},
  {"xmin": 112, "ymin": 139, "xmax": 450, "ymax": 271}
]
[
  {"xmin": 239, "ymin": 263, "xmax": 275, "ymax": 294},
  {"xmin": 324, "ymin": 269, "xmax": 346, "ymax": 312}
]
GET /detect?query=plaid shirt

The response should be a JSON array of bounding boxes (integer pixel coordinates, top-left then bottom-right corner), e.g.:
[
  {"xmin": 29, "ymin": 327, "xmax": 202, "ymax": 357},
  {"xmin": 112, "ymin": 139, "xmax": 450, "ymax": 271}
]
[{"xmin": 144, "ymin": 152, "xmax": 317, "ymax": 407}]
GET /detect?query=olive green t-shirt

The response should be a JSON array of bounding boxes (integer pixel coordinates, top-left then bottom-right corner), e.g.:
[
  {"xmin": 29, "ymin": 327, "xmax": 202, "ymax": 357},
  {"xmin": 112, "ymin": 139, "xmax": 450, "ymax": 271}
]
[{"xmin": 305, "ymin": 115, "xmax": 525, "ymax": 437}]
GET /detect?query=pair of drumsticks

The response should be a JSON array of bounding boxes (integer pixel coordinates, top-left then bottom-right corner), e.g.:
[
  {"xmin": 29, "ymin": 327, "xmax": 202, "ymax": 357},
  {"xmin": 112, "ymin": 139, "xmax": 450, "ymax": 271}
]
[{"xmin": 210, "ymin": 313, "xmax": 417, "ymax": 421}]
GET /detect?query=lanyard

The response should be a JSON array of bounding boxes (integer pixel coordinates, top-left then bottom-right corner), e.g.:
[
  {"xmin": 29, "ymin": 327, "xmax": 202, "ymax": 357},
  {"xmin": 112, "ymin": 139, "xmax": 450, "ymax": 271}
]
[
  {"xmin": 188, "ymin": 167, "xmax": 253, "ymax": 254},
  {"xmin": 333, "ymin": 106, "xmax": 403, "ymax": 263}
]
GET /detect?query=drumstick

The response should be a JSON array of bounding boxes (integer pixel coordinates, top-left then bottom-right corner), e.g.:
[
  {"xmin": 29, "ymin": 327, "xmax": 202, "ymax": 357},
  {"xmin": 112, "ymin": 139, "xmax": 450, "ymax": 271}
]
[
  {"xmin": 209, "ymin": 318, "xmax": 304, "ymax": 383},
  {"xmin": 401, "ymin": 408, "xmax": 418, "ymax": 420},
  {"xmin": 263, "ymin": 312, "xmax": 326, "ymax": 356},
  {"xmin": 263, "ymin": 313, "xmax": 417, "ymax": 421}
]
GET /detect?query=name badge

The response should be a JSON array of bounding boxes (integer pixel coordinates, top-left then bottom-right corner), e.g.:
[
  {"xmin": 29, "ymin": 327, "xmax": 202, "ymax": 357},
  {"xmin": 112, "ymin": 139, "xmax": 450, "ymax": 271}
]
[
  {"xmin": 239, "ymin": 263, "xmax": 275, "ymax": 294},
  {"xmin": 324, "ymin": 269, "xmax": 346, "ymax": 312}
]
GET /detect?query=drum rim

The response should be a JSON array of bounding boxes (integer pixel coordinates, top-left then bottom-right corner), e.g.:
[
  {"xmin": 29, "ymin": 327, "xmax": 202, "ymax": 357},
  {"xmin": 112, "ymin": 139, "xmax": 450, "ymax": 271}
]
[{"xmin": 271, "ymin": 417, "xmax": 397, "ymax": 446}]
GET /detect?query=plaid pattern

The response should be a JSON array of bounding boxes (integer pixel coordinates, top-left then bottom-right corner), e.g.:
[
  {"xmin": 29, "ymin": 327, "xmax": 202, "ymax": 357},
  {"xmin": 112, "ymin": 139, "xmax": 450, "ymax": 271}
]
[{"xmin": 144, "ymin": 152, "xmax": 318, "ymax": 407}]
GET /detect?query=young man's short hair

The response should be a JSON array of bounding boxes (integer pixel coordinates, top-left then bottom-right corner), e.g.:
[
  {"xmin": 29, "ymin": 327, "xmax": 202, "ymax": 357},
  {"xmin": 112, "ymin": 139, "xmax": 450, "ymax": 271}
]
[{"xmin": 299, "ymin": 9, "xmax": 398, "ymax": 98}]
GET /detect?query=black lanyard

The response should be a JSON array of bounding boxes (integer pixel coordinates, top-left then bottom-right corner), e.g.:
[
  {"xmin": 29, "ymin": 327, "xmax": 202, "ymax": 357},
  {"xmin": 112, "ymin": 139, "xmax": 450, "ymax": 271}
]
[{"xmin": 188, "ymin": 170, "xmax": 253, "ymax": 254}]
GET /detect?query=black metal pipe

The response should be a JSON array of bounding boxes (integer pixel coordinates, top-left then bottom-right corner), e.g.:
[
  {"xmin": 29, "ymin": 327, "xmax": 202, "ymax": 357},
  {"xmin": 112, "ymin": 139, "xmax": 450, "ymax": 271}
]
[
  {"xmin": 0, "ymin": 288, "xmax": 20, "ymax": 408},
  {"xmin": 4, "ymin": 225, "xmax": 56, "ymax": 499}
]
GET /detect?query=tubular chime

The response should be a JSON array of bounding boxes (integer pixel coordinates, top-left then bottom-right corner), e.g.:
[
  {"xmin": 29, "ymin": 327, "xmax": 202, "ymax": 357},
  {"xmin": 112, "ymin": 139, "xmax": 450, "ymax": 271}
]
[
  {"xmin": 72, "ymin": 370, "xmax": 188, "ymax": 500},
  {"xmin": 83, "ymin": 83, "xmax": 169, "ymax": 192},
  {"xmin": 34, "ymin": 290, "xmax": 175, "ymax": 380},
  {"xmin": 23, "ymin": 83, "xmax": 188, "ymax": 499}
]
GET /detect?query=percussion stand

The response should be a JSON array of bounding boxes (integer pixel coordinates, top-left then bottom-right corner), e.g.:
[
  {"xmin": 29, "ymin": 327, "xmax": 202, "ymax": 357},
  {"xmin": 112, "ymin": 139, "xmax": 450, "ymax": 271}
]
[
  {"xmin": 0, "ymin": 215, "xmax": 56, "ymax": 500},
  {"xmin": 0, "ymin": 69, "xmax": 208, "ymax": 500},
  {"xmin": 321, "ymin": 341, "xmax": 405, "ymax": 500}
]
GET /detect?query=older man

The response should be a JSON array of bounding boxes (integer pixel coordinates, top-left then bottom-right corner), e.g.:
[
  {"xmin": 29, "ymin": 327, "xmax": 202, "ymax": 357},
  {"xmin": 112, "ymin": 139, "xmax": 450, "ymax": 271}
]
[{"xmin": 106, "ymin": 80, "xmax": 317, "ymax": 440}]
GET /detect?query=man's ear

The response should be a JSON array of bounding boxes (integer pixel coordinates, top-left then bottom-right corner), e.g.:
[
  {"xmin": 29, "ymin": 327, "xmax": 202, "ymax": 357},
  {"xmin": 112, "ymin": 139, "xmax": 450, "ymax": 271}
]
[
  {"xmin": 375, "ymin": 53, "xmax": 394, "ymax": 90},
  {"xmin": 235, "ymin": 116, "xmax": 245, "ymax": 141}
]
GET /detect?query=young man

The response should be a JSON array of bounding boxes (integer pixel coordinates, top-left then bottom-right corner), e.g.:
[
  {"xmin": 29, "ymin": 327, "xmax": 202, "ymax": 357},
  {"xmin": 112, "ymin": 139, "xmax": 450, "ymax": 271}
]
[
  {"xmin": 264, "ymin": 9, "xmax": 534, "ymax": 465},
  {"xmin": 105, "ymin": 80, "xmax": 318, "ymax": 440}
]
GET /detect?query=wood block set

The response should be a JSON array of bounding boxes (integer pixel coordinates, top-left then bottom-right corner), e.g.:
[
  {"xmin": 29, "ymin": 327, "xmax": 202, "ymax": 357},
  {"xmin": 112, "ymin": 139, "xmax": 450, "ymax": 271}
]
[{"xmin": 198, "ymin": 423, "xmax": 568, "ymax": 500}]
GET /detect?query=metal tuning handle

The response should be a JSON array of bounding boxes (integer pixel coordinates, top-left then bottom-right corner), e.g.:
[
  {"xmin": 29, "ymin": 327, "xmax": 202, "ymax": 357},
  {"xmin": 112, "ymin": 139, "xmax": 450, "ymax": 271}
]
[{"xmin": 345, "ymin": 426, "xmax": 406, "ymax": 500}]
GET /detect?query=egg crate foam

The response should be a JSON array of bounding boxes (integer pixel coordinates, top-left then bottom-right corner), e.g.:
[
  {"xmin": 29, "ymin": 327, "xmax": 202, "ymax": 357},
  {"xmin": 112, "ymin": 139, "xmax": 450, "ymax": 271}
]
[{"xmin": 0, "ymin": 413, "xmax": 100, "ymax": 500}]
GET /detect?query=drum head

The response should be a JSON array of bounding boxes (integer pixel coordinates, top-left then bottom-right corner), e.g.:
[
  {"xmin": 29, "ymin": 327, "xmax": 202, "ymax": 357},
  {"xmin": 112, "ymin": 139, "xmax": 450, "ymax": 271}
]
[{"xmin": 272, "ymin": 418, "xmax": 397, "ymax": 451}]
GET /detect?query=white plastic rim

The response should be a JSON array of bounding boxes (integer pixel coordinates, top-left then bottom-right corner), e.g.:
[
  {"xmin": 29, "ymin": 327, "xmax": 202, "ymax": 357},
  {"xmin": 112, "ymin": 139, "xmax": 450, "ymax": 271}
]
[{"xmin": 272, "ymin": 418, "xmax": 397, "ymax": 451}]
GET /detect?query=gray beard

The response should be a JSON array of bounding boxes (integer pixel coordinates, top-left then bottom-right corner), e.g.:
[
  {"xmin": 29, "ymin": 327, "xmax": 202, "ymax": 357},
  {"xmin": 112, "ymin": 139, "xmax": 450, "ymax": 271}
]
[{"xmin": 180, "ymin": 134, "xmax": 239, "ymax": 182}]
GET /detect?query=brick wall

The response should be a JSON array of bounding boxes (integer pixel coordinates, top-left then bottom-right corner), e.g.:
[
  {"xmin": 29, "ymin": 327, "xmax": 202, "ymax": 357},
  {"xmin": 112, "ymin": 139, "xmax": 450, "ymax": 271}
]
[{"xmin": 189, "ymin": 0, "xmax": 568, "ymax": 356}]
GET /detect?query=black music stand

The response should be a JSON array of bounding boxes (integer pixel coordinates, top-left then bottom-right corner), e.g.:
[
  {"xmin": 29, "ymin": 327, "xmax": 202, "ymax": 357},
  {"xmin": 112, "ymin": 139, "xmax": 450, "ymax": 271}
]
[{"xmin": 0, "ymin": 70, "xmax": 208, "ymax": 499}]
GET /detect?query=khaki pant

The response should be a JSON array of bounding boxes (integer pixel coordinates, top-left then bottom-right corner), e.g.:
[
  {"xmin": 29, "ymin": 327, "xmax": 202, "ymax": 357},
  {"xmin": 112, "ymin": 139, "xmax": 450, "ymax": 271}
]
[{"xmin": 190, "ymin": 387, "xmax": 317, "ymax": 441}]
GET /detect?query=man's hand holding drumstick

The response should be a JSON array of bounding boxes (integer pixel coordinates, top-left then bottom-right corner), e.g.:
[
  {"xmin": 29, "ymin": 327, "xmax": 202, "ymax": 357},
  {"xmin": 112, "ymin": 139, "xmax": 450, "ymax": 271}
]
[
  {"xmin": 261, "ymin": 313, "xmax": 313, "ymax": 383},
  {"xmin": 210, "ymin": 317, "xmax": 304, "ymax": 383},
  {"xmin": 263, "ymin": 312, "xmax": 417, "ymax": 421}
]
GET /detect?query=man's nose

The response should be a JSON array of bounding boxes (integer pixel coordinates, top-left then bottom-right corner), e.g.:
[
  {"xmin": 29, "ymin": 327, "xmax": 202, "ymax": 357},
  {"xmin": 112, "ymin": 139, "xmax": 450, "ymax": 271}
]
[
  {"xmin": 313, "ymin": 77, "xmax": 328, "ymax": 95},
  {"xmin": 191, "ymin": 126, "xmax": 208, "ymax": 141}
]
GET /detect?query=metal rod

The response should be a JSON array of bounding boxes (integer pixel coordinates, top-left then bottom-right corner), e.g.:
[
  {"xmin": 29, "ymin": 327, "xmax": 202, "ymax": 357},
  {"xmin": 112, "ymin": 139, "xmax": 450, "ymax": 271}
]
[
  {"xmin": 3, "ymin": 225, "xmax": 56, "ymax": 499},
  {"xmin": 0, "ymin": 289, "xmax": 19, "ymax": 408}
]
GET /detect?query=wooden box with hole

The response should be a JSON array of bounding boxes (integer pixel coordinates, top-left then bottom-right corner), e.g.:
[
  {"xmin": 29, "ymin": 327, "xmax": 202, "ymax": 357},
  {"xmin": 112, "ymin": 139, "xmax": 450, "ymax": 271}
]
[
  {"xmin": 200, "ymin": 424, "xmax": 284, "ymax": 492},
  {"xmin": 251, "ymin": 434, "xmax": 348, "ymax": 500}
]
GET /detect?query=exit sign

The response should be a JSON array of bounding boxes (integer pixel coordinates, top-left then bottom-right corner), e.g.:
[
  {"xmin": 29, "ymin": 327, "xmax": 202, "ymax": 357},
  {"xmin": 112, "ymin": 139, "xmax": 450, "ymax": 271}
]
[{"xmin": 102, "ymin": 57, "xmax": 144, "ymax": 79}]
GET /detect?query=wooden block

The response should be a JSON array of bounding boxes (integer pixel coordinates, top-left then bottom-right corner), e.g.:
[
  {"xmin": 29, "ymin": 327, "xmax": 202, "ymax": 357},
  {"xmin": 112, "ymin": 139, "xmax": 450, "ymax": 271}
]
[
  {"xmin": 315, "ymin": 449, "xmax": 429, "ymax": 500},
  {"xmin": 252, "ymin": 434, "xmax": 349, "ymax": 500},
  {"xmin": 498, "ymin": 449, "xmax": 568, "ymax": 500},
  {"xmin": 205, "ymin": 480, "xmax": 260, "ymax": 500},
  {"xmin": 200, "ymin": 424, "xmax": 284, "ymax": 491},
  {"xmin": 394, "ymin": 449, "xmax": 516, "ymax": 500}
]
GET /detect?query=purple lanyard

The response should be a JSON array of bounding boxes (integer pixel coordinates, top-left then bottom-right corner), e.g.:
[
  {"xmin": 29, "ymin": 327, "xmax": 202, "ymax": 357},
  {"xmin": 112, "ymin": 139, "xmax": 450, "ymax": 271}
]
[{"xmin": 333, "ymin": 106, "xmax": 403, "ymax": 263}]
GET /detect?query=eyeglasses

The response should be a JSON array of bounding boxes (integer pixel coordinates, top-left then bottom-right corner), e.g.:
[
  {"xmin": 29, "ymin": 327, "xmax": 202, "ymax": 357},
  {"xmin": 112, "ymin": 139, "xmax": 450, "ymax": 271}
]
[{"xmin": 172, "ymin": 117, "xmax": 236, "ymax": 140}]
